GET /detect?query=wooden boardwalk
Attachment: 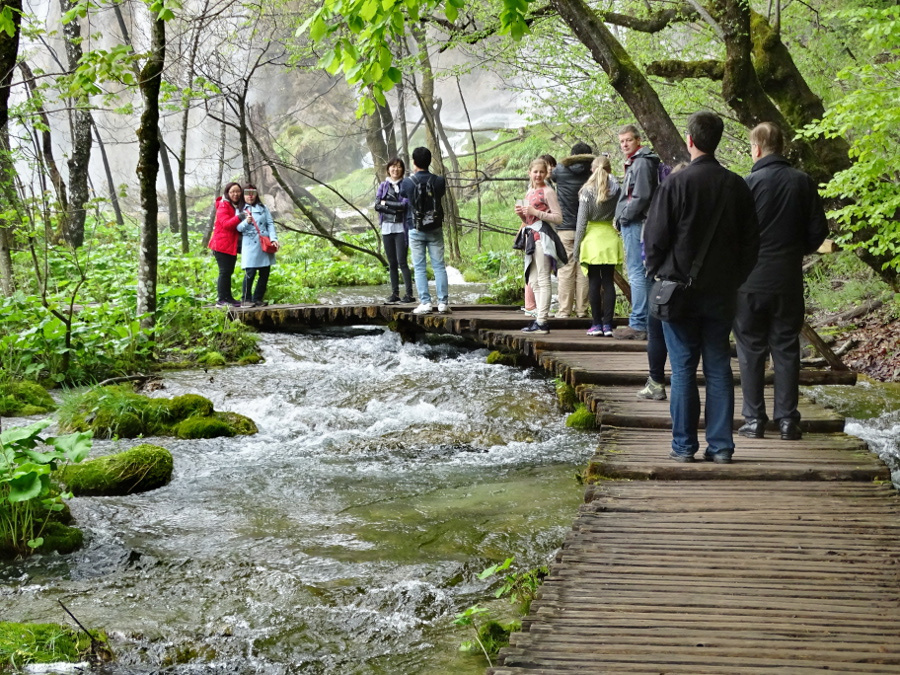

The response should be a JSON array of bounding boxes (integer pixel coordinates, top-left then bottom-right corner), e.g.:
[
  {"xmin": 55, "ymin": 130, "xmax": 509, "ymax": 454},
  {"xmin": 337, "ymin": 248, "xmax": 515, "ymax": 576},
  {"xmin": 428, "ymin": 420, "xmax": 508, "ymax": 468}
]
[{"xmin": 236, "ymin": 305, "xmax": 900, "ymax": 674}]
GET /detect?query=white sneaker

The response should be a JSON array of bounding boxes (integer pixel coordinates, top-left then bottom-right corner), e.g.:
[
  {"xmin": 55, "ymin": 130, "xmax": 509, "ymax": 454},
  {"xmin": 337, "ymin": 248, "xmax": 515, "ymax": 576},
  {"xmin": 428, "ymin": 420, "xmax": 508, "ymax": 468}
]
[
  {"xmin": 437, "ymin": 303, "xmax": 451, "ymax": 314},
  {"xmin": 412, "ymin": 303, "xmax": 433, "ymax": 315}
]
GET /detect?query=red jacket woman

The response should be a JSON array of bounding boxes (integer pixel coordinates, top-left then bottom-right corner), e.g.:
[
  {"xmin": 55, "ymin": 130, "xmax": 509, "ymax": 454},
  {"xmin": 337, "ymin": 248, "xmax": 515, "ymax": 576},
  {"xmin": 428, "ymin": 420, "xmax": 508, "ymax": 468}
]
[{"xmin": 209, "ymin": 182, "xmax": 247, "ymax": 305}]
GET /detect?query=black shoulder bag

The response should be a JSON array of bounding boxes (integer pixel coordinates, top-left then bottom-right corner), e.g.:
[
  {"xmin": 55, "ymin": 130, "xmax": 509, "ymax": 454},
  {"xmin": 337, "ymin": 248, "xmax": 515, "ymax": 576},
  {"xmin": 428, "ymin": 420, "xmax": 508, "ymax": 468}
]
[{"xmin": 649, "ymin": 196, "xmax": 726, "ymax": 322}]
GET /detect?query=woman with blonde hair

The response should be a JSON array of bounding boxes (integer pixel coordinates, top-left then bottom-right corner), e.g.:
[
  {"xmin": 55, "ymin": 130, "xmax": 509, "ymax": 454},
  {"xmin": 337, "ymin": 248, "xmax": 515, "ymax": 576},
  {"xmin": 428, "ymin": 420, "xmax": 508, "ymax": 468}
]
[
  {"xmin": 513, "ymin": 157, "xmax": 565, "ymax": 334},
  {"xmin": 573, "ymin": 155, "xmax": 622, "ymax": 336}
]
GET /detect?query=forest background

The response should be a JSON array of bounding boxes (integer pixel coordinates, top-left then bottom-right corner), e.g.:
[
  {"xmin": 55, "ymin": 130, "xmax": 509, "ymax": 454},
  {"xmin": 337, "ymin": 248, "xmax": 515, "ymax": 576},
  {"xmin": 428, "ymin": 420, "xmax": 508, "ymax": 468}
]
[{"xmin": 0, "ymin": 0, "xmax": 899, "ymax": 391}]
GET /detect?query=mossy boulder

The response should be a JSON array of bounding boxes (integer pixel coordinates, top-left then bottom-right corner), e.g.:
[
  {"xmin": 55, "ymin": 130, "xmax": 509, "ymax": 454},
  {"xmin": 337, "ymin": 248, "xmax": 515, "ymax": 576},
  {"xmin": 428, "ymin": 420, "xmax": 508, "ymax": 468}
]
[
  {"xmin": 57, "ymin": 444, "xmax": 174, "ymax": 497},
  {"xmin": 0, "ymin": 621, "xmax": 112, "ymax": 669},
  {"xmin": 0, "ymin": 381, "xmax": 56, "ymax": 417},
  {"xmin": 215, "ymin": 411, "xmax": 258, "ymax": 435},
  {"xmin": 168, "ymin": 394, "xmax": 214, "ymax": 420},
  {"xmin": 175, "ymin": 416, "xmax": 235, "ymax": 439},
  {"xmin": 487, "ymin": 350, "xmax": 521, "ymax": 367},
  {"xmin": 565, "ymin": 404, "xmax": 598, "ymax": 430},
  {"xmin": 57, "ymin": 385, "xmax": 257, "ymax": 439}
]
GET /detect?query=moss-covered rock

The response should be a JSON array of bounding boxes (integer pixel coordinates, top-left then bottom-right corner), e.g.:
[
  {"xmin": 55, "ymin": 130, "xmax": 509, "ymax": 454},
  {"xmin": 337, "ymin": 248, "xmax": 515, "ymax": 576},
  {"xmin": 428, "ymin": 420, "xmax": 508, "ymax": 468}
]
[
  {"xmin": 565, "ymin": 404, "xmax": 597, "ymax": 430},
  {"xmin": 58, "ymin": 386, "xmax": 257, "ymax": 439},
  {"xmin": 35, "ymin": 521, "xmax": 85, "ymax": 555},
  {"xmin": 215, "ymin": 411, "xmax": 258, "ymax": 435},
  {"xmin": 556, "ymin": 380, "xmax": 578, "ymax": 413},
  {"xmin": 175, "ymin": 416, "xmax": 235, "ymax": 439},
  {"xmin": 486, "ymin": 350, "xmax": 521, "ymax": 367},
  {"xmin": 0, "ymin": 381, "xmax": 56, "ymax": 417},
  {"xmin": 198, "ymin": 351, "xmax": 227, "ymax": 367},
  {"xmin": 168, "ymin": 394, "xmax": 214, "ymax": 420},
  {"xmin": 91, "ymin": 409, "xmax": 145, "ymax": 439},
  {"xmin": 0, "ymin": 621, "xmax": 112, "ymax": 669},
  {"xmin": 57, "ymin": 444, "xmax": 174, "ymax": 497},
  {"xmin": 238, "ymin": 353, "xmax": 263, "ymax": 365}
]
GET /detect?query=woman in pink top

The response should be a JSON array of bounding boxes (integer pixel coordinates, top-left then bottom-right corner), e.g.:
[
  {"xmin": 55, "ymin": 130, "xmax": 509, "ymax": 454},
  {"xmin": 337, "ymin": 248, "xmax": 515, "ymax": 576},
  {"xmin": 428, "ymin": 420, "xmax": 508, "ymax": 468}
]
[{"xmin": 514, "ymin": 158, "xmax": 564, "ymax": 334}]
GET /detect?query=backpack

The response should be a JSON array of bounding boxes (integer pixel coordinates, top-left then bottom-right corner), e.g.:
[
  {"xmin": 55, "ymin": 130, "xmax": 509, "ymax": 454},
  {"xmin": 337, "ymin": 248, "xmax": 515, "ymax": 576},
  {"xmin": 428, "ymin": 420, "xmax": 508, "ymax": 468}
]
[
  {"xmin": 411, "ymin": 174, "xmax": 443, "ymax": 232},
  {"xmin": 657, "ymin": 162, "xmax": 672, "ymax": 184}
]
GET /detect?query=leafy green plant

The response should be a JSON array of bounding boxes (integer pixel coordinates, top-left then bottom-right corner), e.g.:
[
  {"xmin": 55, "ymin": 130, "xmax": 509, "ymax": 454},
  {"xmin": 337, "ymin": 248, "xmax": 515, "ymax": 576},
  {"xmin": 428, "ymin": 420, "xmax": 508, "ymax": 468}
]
[
  {"xmin": 0, "ymin": 421, "xmax": 91, "ymax": 557},
  {"xmin": 454, "ymin": 556, "xmax": 548, "ymax": 664},
  {"xmin": 798, "ymin": 6, "xmax": 900, "ymax": 275}
]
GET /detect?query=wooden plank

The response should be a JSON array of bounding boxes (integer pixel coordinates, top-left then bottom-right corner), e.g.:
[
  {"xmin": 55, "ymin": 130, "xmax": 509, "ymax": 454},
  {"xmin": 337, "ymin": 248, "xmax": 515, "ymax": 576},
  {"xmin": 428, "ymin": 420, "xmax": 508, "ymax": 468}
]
[
  {"xmin": 583, "ymin": 427, "xmax": 888, "ymax": 482},
  {"xmin": 491, "ymin": 481, "xmax": 900, "ymax": 675},
  {"xmin": 582, "ymin": 385, "xmax": 845, "ymax": 433}
]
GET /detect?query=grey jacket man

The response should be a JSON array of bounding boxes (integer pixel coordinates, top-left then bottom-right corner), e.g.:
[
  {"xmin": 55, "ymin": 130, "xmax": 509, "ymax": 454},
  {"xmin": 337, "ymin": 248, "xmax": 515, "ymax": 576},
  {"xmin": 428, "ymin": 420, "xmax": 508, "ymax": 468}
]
[{"xmin": 614, "ymin": 146, "xmax": 661, "ymax": 225}]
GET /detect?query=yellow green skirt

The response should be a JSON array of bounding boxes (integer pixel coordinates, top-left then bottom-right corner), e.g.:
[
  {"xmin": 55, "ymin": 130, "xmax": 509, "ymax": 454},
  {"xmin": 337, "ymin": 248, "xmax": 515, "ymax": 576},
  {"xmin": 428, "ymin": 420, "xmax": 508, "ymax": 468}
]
[{"xmin": 579, "ymin": 220, "xmax": 624, "ymax": 274}]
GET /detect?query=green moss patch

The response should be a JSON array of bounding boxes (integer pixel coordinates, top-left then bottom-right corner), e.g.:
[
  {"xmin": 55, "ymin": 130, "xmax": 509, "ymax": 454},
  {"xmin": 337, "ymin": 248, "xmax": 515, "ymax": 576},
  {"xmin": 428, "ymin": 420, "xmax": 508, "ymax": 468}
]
[
  {"xmin": 57, "ymin": 385, "xmax": 257, "ymax": 440},
  {"xmin": 555, "ymin": 380, "xmax": 578, "ymax": 413},
  {"xmin": 486, "ymin": 351, "xmax": 521, "ymax": 367},
  {"xmin": 0, "ymin": 381, "xmax": 56, "ymax": 417},
  {"xmin": 57, "ymin": 444, "xmax": 173, "ymax": 497},
  {"xmin": 565, "ymin": 404, "xmax": 597, "ymax": 430},
  {"xmin": 35, "ymin": 521, "xmax": 84, "ymax": 555},
  {"xmin": 0, "ymin": 621, "xmax": 111, "ymax": 670}
]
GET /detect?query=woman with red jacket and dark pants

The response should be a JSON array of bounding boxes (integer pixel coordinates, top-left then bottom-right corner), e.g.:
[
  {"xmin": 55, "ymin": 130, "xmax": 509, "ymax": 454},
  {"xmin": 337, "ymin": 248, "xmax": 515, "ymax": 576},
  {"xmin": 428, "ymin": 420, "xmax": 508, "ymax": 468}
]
[{"xmin": 209, "ymin": 182, "xmax": 247, "ymax": 306}]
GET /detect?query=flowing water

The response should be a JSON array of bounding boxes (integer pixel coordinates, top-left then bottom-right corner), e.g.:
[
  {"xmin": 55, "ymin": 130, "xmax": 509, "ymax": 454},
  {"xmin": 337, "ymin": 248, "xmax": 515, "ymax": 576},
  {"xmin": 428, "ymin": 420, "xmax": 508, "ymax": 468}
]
[{"xmin": 1, "ymin": 329, "xmax": 594, "ymax": 674}]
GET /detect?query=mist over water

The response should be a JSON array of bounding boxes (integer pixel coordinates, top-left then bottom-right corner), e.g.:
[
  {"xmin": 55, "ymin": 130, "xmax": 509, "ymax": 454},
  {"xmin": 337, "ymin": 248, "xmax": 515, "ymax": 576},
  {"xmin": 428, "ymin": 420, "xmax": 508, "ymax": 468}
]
[{"xmin": 1, "ymin": 329, "xmax": 592, "ymax": 674}]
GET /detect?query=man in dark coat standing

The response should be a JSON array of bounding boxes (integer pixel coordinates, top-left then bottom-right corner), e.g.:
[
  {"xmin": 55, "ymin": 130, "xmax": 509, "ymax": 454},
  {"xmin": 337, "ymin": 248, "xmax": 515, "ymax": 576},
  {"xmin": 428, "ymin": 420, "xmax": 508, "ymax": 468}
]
[
  {"xmin": 644, "ymin": 111, "xmax": 759, "ymax": 463},
  {"xmin": 551, "ymin": 142, "xmax": 595, "ymax": 318},
  {"xmin": 735, "ymin": 122, "xmax": 828, "ymax": 441}
]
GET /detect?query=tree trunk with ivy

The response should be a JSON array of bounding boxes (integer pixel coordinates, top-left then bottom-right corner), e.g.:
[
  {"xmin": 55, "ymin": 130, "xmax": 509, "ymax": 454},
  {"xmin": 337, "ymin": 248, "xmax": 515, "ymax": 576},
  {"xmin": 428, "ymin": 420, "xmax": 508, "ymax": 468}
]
[
  {"xmin": 59, "ymin": 0, "xmax": 92, "ymax": 249},
  {"xmin": 136, "ymin": 15, "xmax": 165, "ymax": 332},
  {"xmin": 0, "ymin": 0, "xmax": 23, "ymax": 295},
  {"xmin": 550, "ymin": 0, "xmax": 690, "ymax": 167}
]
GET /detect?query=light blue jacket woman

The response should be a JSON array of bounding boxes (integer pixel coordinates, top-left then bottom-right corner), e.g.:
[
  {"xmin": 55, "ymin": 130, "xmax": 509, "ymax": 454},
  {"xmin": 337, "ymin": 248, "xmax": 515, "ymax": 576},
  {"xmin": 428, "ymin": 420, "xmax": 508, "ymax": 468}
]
[{"xmin": 236, "ymin": 186, "xmax": 278, "ymax": 305}]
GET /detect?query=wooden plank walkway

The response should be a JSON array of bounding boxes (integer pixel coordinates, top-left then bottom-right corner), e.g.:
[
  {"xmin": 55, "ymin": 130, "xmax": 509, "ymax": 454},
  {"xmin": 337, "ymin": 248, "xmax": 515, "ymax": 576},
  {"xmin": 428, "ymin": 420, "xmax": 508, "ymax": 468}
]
[{"xmin": 235, "ymin": 305, "xmax": 899, "ymax": 673}]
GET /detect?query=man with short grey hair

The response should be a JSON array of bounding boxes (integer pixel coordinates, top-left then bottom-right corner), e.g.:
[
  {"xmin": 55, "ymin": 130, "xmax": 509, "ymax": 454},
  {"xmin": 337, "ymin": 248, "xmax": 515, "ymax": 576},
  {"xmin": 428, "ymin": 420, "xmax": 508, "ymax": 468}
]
[{"xmin": 614, "ymin": 124, "xmax": 661, "ymax": 340}]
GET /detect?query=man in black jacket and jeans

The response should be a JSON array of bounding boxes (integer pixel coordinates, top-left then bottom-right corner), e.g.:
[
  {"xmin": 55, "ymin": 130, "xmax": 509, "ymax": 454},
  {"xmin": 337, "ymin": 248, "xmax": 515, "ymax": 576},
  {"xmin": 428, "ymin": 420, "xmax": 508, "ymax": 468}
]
[
  {"xmin": 644, "ymin": 111, "xmax": 759, "ymax": 464},
  {"xmin": 735, "ymin": 122, "xmax": 828, "ymax": 441}
]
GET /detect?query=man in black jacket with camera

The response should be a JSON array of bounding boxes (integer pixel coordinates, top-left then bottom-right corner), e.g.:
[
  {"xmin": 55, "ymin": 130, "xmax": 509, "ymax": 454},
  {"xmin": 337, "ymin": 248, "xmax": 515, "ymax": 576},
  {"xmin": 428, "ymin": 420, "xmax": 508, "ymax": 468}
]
[
  {"xmin": 735, "ymin": 122, "xmax": 828, "ymax": 441},
  {"xmin": 644, "ymin": 111, "xmax": 759, "ymax": 464}
]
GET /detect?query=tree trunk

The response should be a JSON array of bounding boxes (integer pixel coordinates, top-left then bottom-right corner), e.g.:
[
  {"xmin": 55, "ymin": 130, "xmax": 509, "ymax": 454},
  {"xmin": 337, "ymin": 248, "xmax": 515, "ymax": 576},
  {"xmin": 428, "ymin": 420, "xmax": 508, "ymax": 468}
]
[
  {"xmin": 365, "ymin": 106, "xmax": 391, "ymax": 181},
  {"xmin": 394, "ymin": 80, "xmax": 410, "ymax": 170},
  {"xmin": 749, "ymin": 11, "xmax": 850, "ymax": 180},
  {"xmin": 91, "ymin": 119, "xmax": 125, "ymax": 228},
  {"xmin": 550, "ymin": 0, "xmax": 689, "ymax": 166},
  {"xmin": 178, "ymin": 0, "xmax": 208, "ymax": 254},
  {"xmin": 59, "ymin": 0, "xmax": 92, "ymax": 248},
  {"xmin": 136, "ymin": 14, "xmax": 165, "ymax": 332},
  {"xmin": 0, "ymin": 0, "xmax": 23, "ymax": 295},
  {"xmin": 378, "ymin": 98, "xmax": 398, "ymax": 160},
  {"xmin": 158, "ymin": 132, "xmax": 178, "ymax": 233}
]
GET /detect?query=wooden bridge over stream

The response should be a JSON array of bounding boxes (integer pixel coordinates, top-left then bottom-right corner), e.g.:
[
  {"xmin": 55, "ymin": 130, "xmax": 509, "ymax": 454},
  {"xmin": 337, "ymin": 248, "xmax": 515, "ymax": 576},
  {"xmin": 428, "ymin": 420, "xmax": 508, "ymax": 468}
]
[{"xmin": 237, "ymin": 304, "xmax": 900, "ymax": 674}]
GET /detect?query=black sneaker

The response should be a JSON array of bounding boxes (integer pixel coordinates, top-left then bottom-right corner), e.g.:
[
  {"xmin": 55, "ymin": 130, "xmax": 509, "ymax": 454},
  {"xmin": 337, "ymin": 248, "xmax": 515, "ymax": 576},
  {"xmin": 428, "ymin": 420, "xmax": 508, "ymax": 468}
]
[
  {"xmin": 385, "ymin": 294, "xmax": 401, "ymax": 304},
  {"xmin": 400, "ymin": 295, "xmax": 416, "ymax": 304},
  {"xmin": 522, "ymin": 321, "xmax": 549, "ymax": 335}
]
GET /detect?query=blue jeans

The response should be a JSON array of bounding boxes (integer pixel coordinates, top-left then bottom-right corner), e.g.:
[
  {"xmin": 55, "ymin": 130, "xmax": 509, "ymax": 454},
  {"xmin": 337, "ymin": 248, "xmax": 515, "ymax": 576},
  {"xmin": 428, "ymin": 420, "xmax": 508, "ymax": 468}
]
[
  {"xmin": 409, "ymin": 228, "xmax": 448, "ymax": 305},
  {"xmin": 661, "ymin": 292, "xmax": 736, "ymax": 458},
  {"xmin": 620, "ymin": 219, "xmax": 650, "ymax": 331}
]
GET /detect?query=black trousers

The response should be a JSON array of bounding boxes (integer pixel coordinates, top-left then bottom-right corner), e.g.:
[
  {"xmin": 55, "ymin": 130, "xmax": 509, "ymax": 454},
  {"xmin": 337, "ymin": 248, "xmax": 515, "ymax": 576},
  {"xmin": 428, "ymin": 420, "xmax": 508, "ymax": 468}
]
[
  {"xmin": 242, "ymin": 266, "xmax": 271, "ymax": 302},
  {"xmin": 733, "ymin": 290, "xmax": 804, "ymax": 422},
  {"xmin": 647, "ymin": 313, "xmax": 668, "ymax": 384},
  {"xmin": 213, "ymin": 250, "xmax": 237, "ymax": 303},
  {"xmin": 383, "ymin": 232, "xmax": 413, "ymax": 296},
  {"xmin": 586, "ymin": 264, "xmax": 615, "ymax": 326}
]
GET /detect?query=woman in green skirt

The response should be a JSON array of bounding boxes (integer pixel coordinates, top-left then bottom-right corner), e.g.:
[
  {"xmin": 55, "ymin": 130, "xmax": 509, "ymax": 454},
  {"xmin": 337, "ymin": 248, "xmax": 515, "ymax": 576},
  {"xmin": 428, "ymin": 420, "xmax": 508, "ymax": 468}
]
[{"xmin": 573, "ymin": 155, "xmax": 622, "ymax": 336}]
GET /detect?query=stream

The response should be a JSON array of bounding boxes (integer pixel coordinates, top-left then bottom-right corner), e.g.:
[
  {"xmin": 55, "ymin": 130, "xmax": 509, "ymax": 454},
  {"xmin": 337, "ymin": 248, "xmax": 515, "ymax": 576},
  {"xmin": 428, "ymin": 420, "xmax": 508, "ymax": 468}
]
[{"xmin": 1, "ymin": 328, "xmax": 593, "ymax": 674}]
